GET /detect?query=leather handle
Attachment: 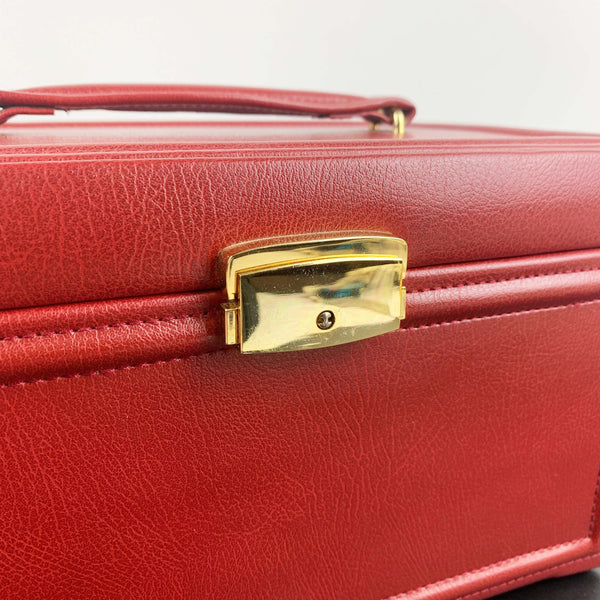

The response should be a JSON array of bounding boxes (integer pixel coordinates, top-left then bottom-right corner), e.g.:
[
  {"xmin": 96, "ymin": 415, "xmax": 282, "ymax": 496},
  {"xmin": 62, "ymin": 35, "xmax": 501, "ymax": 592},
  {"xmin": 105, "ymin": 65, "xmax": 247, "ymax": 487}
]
[{"xmin": 0, "ymin": 84, "xmax": 416, "ymax": 126}]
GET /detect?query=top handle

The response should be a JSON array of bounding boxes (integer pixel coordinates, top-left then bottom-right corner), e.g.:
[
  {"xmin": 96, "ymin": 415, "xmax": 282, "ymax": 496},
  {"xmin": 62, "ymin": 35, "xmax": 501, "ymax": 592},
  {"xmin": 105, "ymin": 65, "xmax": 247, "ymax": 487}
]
[{"xmin": 0, "ymin": 84, "xmax": 415, "ymax": 134}]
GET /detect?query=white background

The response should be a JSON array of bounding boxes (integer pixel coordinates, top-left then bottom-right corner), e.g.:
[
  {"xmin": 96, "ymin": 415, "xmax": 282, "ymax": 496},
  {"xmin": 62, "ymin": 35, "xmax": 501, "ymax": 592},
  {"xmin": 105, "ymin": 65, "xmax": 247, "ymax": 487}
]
[{"xmin": 1, "ymin": 0, "xmax": 599, "ymax": 132}]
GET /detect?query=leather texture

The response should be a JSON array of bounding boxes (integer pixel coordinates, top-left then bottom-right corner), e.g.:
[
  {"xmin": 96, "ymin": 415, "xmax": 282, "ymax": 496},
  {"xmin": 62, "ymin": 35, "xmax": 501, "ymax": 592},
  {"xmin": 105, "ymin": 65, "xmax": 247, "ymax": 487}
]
[
  {"xmin": 2, "ymin": 252, "xmax": 600, "ymax": 387},
  {"xmin": 0, "ymin": 84, "xmax": 416, "ymax": 125},
  {"xmin": 1, "ymin": 91, "xmax": 600, "ymax": 599},
  {"xmin": 1, "ymin": 122, "xmax": 600, "ymax": 311},
  {"xmin": 1, "ymin": 292, "xmax": 599, "ymax": 600}
]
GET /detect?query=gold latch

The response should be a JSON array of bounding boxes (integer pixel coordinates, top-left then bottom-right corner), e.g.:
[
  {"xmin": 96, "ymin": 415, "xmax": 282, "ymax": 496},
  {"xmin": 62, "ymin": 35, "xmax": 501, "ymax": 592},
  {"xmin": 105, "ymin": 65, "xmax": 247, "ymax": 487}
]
[{"xmin": 221, "ymin": 235, "xmax": 407, "ymax": 353}]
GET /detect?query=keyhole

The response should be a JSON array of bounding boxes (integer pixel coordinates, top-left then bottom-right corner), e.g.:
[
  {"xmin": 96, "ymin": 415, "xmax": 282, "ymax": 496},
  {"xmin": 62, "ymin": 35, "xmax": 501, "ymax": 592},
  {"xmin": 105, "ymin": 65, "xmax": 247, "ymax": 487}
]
[{"xmin": 316, "ymin": 310, "xmax": 335, "ymax": 330}]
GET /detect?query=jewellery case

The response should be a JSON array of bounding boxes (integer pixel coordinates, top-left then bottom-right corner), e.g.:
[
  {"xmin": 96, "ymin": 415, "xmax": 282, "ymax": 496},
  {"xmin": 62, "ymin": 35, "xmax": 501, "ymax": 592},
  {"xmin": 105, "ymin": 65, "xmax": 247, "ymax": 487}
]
[{"xmin": 1, "ymin": 85, "xmax": 599, "ymax": 600}]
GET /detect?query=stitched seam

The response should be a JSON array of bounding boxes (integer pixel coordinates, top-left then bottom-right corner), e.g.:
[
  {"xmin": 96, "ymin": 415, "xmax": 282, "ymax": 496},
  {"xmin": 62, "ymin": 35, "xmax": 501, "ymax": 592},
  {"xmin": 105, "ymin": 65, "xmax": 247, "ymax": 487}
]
[
  {"xmin": 400, "ymin": 298, "xmax": 600, "ymax": 332},
  {"xmin": 0, "ymin": 312, "xmax": 209, "ymax": 343},
  {"xmin": 588, "ymin": 465, "xmax": 600, "ymax": 537},
  {"xmin": 2, "ymin": 265, "xmax": 596, "ymax": 343},
  {"xmin": 2, "ymin": 298, "xmax": 599, "ymax": 390},
  {"xmin": 3, "ymin": 148, "xmax": 600, "ymax": 166},
  {"xmin": 453, "ymin": 552, "xmax": 600, "ymax": 600},
  {"xmin": 380, "ymin": 316, "xmax": 600, "ymax": 600},
  {"xmin": 408, "ymin": 266, "xmax": 600, "ymax": 294},
  {"xmin": 8, "ymin": 90, "xmax": 361, "ymax": 104},
  {"xmin": 9, "ymin": 296, "xmax": 587, "ymax": 344},
  {"xmin": 1, "ymin": 143, "xmax": 598, "ymax": 162},
  {"xmin": 382, "ymin": 466, "xmax": 600, "ymax": 600},
  {"xmin": 0, "ymin": 349, "xmax": 226, "ymax": 390},
  {"xmin": 3, "ymin": 91, "xmax": 399, "ymax": 108},
  {"xmin": 382, "ymin": 539, "xmax": 587, "ymax": 599}
]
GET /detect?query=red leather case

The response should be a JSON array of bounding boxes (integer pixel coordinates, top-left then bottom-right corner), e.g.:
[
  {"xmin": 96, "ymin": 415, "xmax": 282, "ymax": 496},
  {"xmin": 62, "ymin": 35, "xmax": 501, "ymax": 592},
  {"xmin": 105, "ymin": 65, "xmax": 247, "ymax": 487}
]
[{"xmin": 1, "ymin": 85, "xmax": 599, "ymax": 600}]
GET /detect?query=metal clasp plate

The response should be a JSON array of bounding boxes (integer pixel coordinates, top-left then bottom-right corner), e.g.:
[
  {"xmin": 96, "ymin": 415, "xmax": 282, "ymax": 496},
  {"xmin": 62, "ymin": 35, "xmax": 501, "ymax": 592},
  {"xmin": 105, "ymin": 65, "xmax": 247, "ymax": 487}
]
[{"xmin": 221, "ymin": 235, "xmax": 407, "ymax": 353}]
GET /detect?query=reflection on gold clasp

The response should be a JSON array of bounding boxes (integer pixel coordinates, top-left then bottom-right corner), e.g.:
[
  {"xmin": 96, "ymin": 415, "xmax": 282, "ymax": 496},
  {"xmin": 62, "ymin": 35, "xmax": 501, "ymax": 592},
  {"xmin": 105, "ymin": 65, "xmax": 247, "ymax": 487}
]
[{"xmin": 220, "ymin": 234, "xmax": 407, "ymax": 354}]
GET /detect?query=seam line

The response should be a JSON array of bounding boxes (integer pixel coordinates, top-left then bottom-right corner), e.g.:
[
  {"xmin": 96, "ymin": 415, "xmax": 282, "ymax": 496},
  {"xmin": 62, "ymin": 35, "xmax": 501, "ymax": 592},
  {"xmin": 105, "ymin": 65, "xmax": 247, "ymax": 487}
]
[
  {"xmin": 381, "ymin": 305, "xmax": 600, "ymax": 600},
  {"xmin": 3, "ymin": 266, "xmax": 599, "ymax": 343},
  {"xmin": 0, "ymin": 312, "xmax": 208, "ymax": 343},
  {"xmin": 452, "ymin": 551, "xmax": 600, "ymax": 600},
  {"xmin": 408, "ymin": 266, "xmax": 600, "ymax": 294},
  {"xmin": 400, "ymin": 298, "xmax": 600, "ymax": 332},
  {"xmin": 588, "ymin": 465, "xmax": 600, "ymax": 538},
  {"xmin": 3, "ymin": 148, "xmax": 600, "ymax": 165},
  {"xmin": 0, "ymin": 352, "xmax": 215, "ymax": 390},
  {"xmin": 2, "ymin": 298, "xmax": 599, "ymax": 390},
  {"xmin": 382, "ymin": 539, "xmax": 586, "ymax": 599}
]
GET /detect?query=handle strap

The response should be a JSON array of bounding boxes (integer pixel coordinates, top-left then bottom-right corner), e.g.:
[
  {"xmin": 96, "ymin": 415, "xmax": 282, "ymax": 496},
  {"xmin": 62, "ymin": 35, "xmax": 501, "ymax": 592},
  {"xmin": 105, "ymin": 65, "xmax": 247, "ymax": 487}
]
[{"xmin": 0, "ymin": 84, "xmax": 415, "ymax": 126}]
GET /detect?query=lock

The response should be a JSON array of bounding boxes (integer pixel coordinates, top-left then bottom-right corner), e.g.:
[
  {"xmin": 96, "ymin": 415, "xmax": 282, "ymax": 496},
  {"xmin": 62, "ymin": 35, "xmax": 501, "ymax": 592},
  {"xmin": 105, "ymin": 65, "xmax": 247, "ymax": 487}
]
[{"xmin": 220, "ymin": 235, "xmax": 407, "ymax": 353}]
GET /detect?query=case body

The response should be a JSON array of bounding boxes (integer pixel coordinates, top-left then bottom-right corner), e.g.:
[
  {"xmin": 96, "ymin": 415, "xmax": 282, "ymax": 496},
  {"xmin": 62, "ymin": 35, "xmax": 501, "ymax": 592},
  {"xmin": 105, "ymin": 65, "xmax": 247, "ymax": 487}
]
[{"xmin": 1, "ymin": 104, "xmax": 600, "ymax": 600}]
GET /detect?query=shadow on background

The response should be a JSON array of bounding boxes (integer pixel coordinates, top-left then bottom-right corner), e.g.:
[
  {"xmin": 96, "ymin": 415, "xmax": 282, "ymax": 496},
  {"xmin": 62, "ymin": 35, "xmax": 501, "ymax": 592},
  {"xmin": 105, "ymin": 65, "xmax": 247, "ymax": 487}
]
[{"xmin": 496, "ymin": 568, "xmax": 600, "ymax": 599}]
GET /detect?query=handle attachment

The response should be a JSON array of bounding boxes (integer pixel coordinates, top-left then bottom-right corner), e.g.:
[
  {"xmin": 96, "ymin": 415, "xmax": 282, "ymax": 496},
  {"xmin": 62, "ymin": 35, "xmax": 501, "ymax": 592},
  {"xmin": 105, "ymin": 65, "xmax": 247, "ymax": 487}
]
[{"xmin": 0, "ymin": 84, "xmax": 415, "ymax": 134}]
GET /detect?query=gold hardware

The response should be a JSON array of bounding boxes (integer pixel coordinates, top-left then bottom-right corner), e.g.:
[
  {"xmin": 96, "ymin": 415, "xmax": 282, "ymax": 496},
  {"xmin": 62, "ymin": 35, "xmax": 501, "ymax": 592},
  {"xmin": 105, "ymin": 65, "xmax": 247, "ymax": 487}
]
[
  {"xmin": 393, "ymin": 109, "xmax": 405, "ymax": 138},
  {"xmin": 221, "ymin": 235, "xmax": 407, "ymax": 353},
  {"xmin": 369, "ymin": 109, "xmax": 405, "ymax": 138}
]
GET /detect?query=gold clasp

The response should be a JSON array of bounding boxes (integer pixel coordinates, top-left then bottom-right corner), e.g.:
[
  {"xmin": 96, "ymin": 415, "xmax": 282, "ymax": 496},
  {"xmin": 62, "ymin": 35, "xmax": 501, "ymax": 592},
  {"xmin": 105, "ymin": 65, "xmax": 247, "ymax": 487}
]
[{"xmin": 220, "ymin": 235, "xmax": 407, "ymax": 353}]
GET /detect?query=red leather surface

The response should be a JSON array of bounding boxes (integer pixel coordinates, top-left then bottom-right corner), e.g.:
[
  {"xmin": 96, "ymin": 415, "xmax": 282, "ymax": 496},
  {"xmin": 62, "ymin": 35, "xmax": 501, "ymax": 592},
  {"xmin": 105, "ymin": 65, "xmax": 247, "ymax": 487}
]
[
  {"xmin": 2, "ymin": 253, "xmax": 599, "ymax": 388},
  {"xmin": 1, "ymin": 294, "xmax": 599, "ymax": 599},
  {"xmin": 1, "ymin": 125, "xmax": 600, "ymax": 311},
  {"xmin": 1, "ymin": 106, "xmax": 600, "ymax": 599},
  {"xmin": 0, "ymin": 292, "xmax": 222, "ymax": 386},
  {"xmin": 405, "ymin": 248, "xmax": 600, "ymax": 294},
  {"xmin": 403, "ymin": 249, "xmax": 600, "ymax": 328},
  {"xmin": 0, "ymin": 84, "xmax": 415, "ymax": 125},
  {"xmin": 0, "ymin": 121, "xmax": 585, "ymax": 148}
]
